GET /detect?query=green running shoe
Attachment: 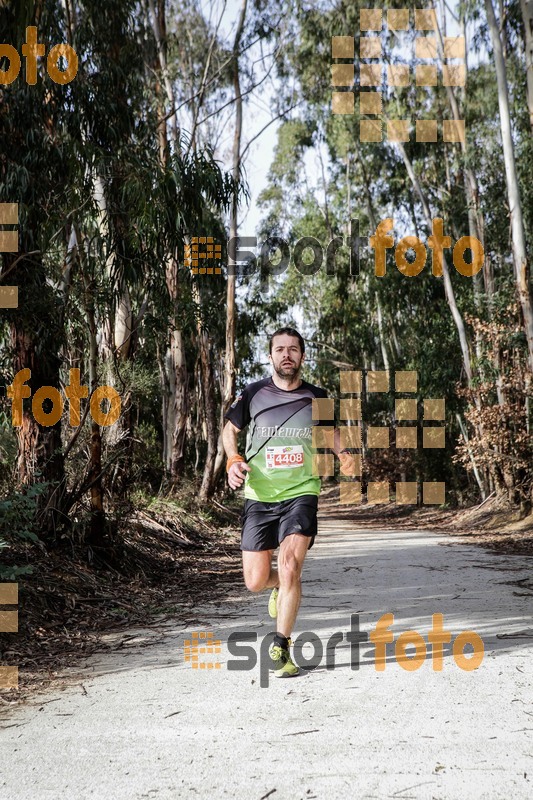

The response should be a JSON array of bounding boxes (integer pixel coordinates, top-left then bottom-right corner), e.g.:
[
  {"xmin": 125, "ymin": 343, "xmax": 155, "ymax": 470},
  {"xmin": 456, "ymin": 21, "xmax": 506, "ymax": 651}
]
[
  {"xmin": 269, "ymin": 640, "xmax": 299, "ymax": 678},
  {"xmin": 268, "ymin": 587, "xmax": 279, "ymax": 619}
]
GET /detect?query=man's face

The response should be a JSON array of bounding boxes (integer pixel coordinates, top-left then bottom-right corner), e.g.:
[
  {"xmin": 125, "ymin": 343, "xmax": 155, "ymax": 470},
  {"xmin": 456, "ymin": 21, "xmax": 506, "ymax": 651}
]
[{"xmin": 269, "ymin": 334, "xmax": 304, "ymax": 379}]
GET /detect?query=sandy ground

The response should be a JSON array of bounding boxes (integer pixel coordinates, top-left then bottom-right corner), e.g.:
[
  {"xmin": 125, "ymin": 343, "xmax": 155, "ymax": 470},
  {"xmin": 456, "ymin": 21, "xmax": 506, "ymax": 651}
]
[{"xmin": 1, "ymin": 517, "xmax": 532, "ymax": 799}]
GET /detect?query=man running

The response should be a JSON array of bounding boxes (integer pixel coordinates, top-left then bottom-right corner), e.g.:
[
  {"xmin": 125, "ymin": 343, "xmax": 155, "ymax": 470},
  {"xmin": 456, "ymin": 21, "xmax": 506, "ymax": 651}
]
[{"xmin": 222, "ymin": 327, "xmax": 355, "ymax": 678}]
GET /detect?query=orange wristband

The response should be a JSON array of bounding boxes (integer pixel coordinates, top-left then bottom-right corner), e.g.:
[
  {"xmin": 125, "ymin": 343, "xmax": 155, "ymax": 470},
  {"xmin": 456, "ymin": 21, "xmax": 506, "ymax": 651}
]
[{"xmin": 226, "ymin": 454, "xmax": 245, "ymax": 473}]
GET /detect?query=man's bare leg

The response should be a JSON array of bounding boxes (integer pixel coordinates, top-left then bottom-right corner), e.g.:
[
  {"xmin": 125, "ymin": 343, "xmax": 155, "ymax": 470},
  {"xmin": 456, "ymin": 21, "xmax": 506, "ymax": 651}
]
[
  {"xmin": 276, "ymin": 533, "xmax": 310, "ymax": 638},
  {"xmin": 242, "ymin": 550, "xmax": 278, "ymax": 592}
]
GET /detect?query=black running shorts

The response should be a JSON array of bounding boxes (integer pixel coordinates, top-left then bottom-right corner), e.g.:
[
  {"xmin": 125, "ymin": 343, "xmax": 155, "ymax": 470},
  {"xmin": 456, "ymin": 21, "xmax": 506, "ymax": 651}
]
[{"xmin": 241, "ymin": 494, "xmax": 318, "ymax": 552}]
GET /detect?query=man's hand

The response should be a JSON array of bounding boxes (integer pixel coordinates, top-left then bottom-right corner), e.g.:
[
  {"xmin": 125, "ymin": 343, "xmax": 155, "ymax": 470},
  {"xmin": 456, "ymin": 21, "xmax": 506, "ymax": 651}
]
[{"xmin": 227, "ymin": 460, "xmax": 252, "ymax": 490}]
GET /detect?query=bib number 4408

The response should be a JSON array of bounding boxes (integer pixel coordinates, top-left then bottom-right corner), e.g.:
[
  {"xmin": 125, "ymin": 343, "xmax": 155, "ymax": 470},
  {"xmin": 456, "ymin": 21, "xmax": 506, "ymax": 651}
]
[{"xmin": 266, "ymin": 446, "xmax": 304, "ymax": 469}]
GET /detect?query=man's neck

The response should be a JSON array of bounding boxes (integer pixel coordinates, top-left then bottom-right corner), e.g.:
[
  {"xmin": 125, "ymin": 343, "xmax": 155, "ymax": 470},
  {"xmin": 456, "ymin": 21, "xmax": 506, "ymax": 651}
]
[{"xmin": 271, "ymin": 373, "xmax": 302, "ymax": 392}]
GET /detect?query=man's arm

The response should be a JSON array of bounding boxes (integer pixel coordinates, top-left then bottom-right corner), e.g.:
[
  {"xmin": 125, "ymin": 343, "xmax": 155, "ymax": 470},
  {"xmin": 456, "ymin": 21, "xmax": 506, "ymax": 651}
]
[
  {"xmin": 222, "ymin": 419, "xmax": 241, "ymax": 459},
  {"xmin": 222, "ymin": 420, "xmax": 251, "ymax": 489}
]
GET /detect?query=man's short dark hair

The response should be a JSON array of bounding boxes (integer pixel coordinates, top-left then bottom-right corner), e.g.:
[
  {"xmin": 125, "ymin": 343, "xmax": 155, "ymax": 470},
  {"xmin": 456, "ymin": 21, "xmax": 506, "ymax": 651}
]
[{"xmin": 269, "ymin": 327, "xmax": 305, "ymax": 354}]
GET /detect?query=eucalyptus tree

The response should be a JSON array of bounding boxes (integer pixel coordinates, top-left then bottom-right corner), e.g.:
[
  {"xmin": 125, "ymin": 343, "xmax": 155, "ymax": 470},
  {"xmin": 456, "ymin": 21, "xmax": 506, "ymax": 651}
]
[
  {"xmin": 0, "ymin": 0, "xmax": 241, "ymax": 545},
  {"xmin": 519, "ymin": 0, "xmax": 533, "ymax": 132},
  {"xmin": 0, "ymin": 0, "xmax": 79, "ymax": 533},
  {"xmin": 149, "ymin": 0, "xmax": 293, "ymax": 498},
  {"xmin": 255, "ymin": 0, "xmax": 533, "ymax": 505},
  {"xmin": 146, "ymin": 0, "xmax": 240, "ymax": 497},
  {"xmin": 485, "ymin": 0, "xmax": 533, "ymax": 373}
]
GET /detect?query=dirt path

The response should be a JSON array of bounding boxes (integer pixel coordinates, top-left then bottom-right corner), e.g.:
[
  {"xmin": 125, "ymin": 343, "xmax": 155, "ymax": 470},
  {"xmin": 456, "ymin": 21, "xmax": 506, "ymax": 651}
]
[{"xmin": 1, "ymin": 520, "xmax": 532, "ymax": 799}]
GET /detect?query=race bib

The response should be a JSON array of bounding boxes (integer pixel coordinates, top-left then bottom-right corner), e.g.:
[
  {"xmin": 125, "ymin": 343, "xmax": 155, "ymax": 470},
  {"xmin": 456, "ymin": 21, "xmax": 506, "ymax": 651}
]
[{"xmin": 266, "ymin": 445, "xmax": 304, "ymax": 469}]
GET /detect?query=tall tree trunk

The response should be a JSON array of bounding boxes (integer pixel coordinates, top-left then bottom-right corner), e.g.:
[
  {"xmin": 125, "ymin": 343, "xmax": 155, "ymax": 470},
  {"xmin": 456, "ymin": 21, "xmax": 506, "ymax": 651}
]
[
  {"xmin": 0, "ymin": 3, "xmax": 65, "ymax": 533},
  {"xmin": 148, "ymin": 0, "xmax": 178, "ymax": 143},
  {"xmin": 455, "ymin": 413, "xmax": 487, "ymax": 500},
  {"xmin": 193, "ymin": 286, "xmax": 218, "ymax": 502},
  {"xmin": 520, "ymin": 0, "xmax": 533, "ymax": 133},
  {"xmin": 91, "ymin": 174, "xmax": 135, "ymax": 495},
  {"xmin": 10, "ymin": 316, "xmax": 64, "ymax": 490},
  {"xmin": 375, "ymin": 293, "xmax": 390, "ymax": 370},
  {"xmin": 162, "ymin": 327, "xmax": 188, "ymax": 477},
  {"xmin": 436, "ymin": 13, "xmax": 494, "ymax": 303},
  {"xmin": 357, "ymin": 148, "xmax": 391, "ymax": 370},
  {"xmin": 396, "ymin": 141, "xmax": 474, "ymax": 383},
  {"xmin": 486, "ymin": 0, "xmax": 533, "ymax": 373},
  {"xmin": 3, "ymin": 251, "xmax": 66, "ymax": 535},
  {"xmin": 437, "ymin": 11, "xmax": 504, "ymax": 404},
  {"xmin": 197, "ymin": 333, "xmax": 218, "ymax": 502},
  {"xmin": 85, "ymin": 278, "xmax": 105, "ymax": 546},
  {"xmin": 214, "ymin": 0, "xmax": 248, "ymax": 482},
  {"xmin": 437, "ymin": 5, "xmax": 509, "ymax": 497},
  {"xmin": 396, "ymin": 140, "xmax": 489, "ymax": 497},
  {"xmin": 149, "ymin": 0, "xmax": 189, "ymax": 482}
]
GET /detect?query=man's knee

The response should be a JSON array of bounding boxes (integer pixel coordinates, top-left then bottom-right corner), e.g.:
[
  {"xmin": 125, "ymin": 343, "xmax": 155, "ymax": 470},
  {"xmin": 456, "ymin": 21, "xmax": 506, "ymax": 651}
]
[
  {"xmin": 279, "ymin": 534, "xmax": 310, "ymax": 587},
  {"xmin": 242, "ymin": 550, "xmax": 273, "ymax": 593},
  {"xmin": 278, "ymin": 554, "xmax": 302, "ymax": 587},
  {"xmin": 244, "ymin": 573, "xmax": 268, "ymax": 592}
]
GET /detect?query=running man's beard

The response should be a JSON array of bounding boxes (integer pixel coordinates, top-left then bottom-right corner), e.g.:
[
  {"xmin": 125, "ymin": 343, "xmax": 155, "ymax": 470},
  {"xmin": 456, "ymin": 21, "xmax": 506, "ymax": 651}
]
[{"xmin": 274, "ymin": 363, "xmax": 300, "ymax": 379}]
